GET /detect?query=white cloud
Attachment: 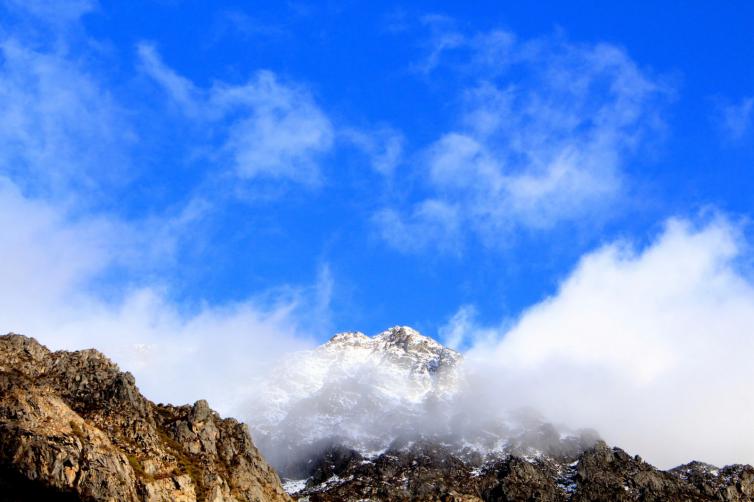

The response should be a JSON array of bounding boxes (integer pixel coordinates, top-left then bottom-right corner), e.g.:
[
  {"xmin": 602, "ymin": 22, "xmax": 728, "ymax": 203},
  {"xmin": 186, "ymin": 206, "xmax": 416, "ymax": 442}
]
[
  {"xmin": 0, "ymin": 175, "xmax": 320, "ymax": 412},
  {"xmin": 415, "ymin": 15, "xmax": 465, "ymax": 74},
  {"xmin": 137, "ymin": 44, "xmax": 200, "ymax": 115},
  {"xmin": 3, "ymin": 0, "xmax": 96, "ymax": 25},
  {"xmin": 0, "ymin": 22, "xmax": 329, "ymax": 415},
  {"xmin": 342, "ymin": 126, "xmax": 404, "ymax": 176},
  {"xmin": 455, "ymin": 216, "xmax": 754, "ymax": 468},
  {"xmin": 438, "ymin": 304, "xmax": 476, "ymax": 350},
  {"xmin": 0, "ymin": 39, "xmax": 132, "ymax": 197},
  {"xmin": 138, "ymin": 44, "xmax": 334, "ymax": 185},
  {"xmin": 718, "ymin": 97, "xmax": 753, "ymax": 141},
  {"xmin": 374, "ymin": 199, "xmax": 462, "ymax": 254},
  {"xmin": 379, "ymin": 30, "xmax": 669, "ymax": 250}
]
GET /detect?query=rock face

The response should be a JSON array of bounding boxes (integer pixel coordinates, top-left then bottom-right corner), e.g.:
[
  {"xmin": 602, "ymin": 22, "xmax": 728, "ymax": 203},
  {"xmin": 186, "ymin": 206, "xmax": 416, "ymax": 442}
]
[
  {"xmin": 291, "ymin": 440, "xmax": 754, "ymax": 501},
  {"xmin": 0, "ymin": 333, "xmax": 290, "ymax": 502}
]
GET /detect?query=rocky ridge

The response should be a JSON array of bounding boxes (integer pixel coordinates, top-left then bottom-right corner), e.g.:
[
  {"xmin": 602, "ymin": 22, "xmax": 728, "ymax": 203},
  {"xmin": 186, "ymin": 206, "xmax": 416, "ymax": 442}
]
[
  {"xmin": 290, "ymin": 438, "xmax": 754, "ymax": 501},
  {"xmin": 0, "ymin": 333, "xmax": 290, "ymax": 502}
]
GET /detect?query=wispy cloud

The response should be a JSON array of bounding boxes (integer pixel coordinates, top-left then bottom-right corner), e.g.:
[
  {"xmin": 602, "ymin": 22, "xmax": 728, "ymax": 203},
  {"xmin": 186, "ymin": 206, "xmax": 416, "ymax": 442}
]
[
  {"xmin": 374, "ymin": 200, "xmax": 462, "ymax": 254},
  {"xmin": 341, "ymin": 126, "xmax": 404, "ymax": 176},
  {"xmin": 0, "ymin": 10, "xmax": 328, "ymax": 413},
  {"xmin": 138, "ymin": 43, "xmax": 335, "ymax": 186},
  {"xmin": 209, "ymin": 9, "xmax": 289, "ymax": 42},
  {"xmin": 0, "ymin": 173, "xmax": 322, "ymax": 410},
  {"xmin": 2, "ymin": 0, "xmax": 96, "ymax": 25},
  {"xmin": 414, "ymin": 14, "xmax": 465, "ymax": 74},
  {"xmin": 378, "ymin": 27, "xmax": 670, "ymax": 252},
  {"xmin": 0, "ymin": 39, "xmax": 133, "ymax": 199},
  {"xmin": 717, "ymin": 96, "xmax": 754, "ymax": 141}
]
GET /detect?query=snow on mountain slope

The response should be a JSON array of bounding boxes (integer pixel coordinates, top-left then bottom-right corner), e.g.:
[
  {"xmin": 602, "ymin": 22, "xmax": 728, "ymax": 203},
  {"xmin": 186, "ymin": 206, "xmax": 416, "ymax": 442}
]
[
  {"xmin": 244, "ymin": 326, "xmax": 594, "ymax": 475},
  {"xmin": 246, "ymin": 327, "xmax": 462, "ymax": 462}
]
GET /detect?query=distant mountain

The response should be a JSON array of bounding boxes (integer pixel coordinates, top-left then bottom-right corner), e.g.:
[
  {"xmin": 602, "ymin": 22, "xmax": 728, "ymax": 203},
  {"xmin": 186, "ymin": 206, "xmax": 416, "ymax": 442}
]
[
  {"xmin": 0, "ymin": 334, "xmax": 289, "ymax": 502},
  {"xmin": 250, "ymin": 327, "xmax": 596, "ymax": 474},
  {"xmin": 249, "ymin": 326, "xmax": 754, "ymax": 501},
  {"xmin": 248, "ymin": 326, "xmax": 465, "ymax": 469}
]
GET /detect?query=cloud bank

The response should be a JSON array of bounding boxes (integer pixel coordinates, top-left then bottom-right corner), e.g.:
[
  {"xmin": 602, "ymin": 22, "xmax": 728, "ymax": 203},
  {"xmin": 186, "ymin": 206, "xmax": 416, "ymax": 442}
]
[{"xmin": 459, "ymin": 216, "xmax": 754, "ymax": 468}]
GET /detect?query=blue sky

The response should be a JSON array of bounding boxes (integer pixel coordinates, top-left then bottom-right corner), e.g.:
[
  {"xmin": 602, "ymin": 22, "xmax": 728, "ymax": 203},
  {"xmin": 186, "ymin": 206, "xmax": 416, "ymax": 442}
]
[
  {"xmin": 0, "ymin": 0, "xmax": 752, "ymax": 334},
  {"xmin": 3, "ymin": 0, "xmax": 754, "ymax": 466},
  {"xmin": 1, "ymin": 1, "xmax": 754, "ymax": 340}
]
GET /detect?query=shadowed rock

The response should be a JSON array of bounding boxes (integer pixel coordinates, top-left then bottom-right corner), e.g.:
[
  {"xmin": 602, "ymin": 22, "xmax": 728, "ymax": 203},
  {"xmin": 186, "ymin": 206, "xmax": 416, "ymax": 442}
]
[{"xmin": 291, "ymin": 440, "xmax": 754, "ymax": 501}]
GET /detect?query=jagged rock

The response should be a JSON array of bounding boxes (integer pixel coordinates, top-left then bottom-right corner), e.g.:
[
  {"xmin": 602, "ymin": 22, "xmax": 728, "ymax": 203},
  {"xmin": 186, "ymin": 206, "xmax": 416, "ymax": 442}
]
[
  {"xmin": 289, "ymin": 440, "xmax": 754, "ymax": 501},
  {"xmin": 0, "ymin": 333, "xmax": 291, "ymax": 502}
]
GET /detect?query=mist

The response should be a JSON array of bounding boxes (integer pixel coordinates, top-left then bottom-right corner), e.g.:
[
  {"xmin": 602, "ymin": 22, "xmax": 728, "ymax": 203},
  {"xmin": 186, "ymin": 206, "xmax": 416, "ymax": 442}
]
[
  {"xmin": 241, "ymin": 216, "xmax": 754, "ymax": 472},
  {"xmin": 0, "ymin": 176, "xmax": 321, "ymax": 410},
  {"xmin": 462, "ymin": 216, "xmax": 754, "ymax": 469}
]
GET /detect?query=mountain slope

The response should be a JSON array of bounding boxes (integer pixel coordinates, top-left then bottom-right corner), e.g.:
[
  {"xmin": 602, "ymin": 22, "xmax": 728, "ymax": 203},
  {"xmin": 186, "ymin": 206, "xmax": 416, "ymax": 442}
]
[
  {"xmin": 248, "ymin": 326, "xmax": 464, "ymax": 471},
  {"xmin": 249, "ymin": 326, "xmax": 598, "ymax": 476},
  {"xmin": 246, "ymin": 326, "xmax": 754, "ymax": 501},
  {"xmin": 291, "ymin": 440, "xmax": 754, "ymax": 501},
  {"xmin": 0, "ymin": 333, "xmax": 290, "ymax": 502}
]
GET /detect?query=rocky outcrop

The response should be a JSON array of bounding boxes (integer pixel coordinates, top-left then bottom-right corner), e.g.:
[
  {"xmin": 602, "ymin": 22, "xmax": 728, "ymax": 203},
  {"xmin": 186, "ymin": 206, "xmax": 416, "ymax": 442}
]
[
  {"xmin": 0, "ymin": 333, "xmax": 290, "ymax": 502},
  {"xmin": 291, "ymin": 440, "xmax": 754, "ymax": 501}
]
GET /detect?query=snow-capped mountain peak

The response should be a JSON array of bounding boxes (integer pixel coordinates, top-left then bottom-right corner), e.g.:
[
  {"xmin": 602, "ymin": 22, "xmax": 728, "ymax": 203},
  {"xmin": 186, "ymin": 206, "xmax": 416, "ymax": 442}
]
[
  {"xmin": 322, "ymin": 326, "xmax": 461, "ymax": 377},
  {"xmin": 246, "ymin": 327, "xmax": 464, "ymax": 468},
  {"xmin": 246, "ymin": 326, "xmax": 598, "ymax": 482}
]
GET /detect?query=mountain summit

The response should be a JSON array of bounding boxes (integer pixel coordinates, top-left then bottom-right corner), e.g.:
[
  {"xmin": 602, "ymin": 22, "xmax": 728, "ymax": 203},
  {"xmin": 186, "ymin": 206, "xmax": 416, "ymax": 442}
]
[
  {"xmin": 244, "ymin": 327, "xmax": 754, "ymax": 501},
  {"xmin": 249, "ymin": 327, "xmax": 603, "ymax": 484},
  {"xmin": 323, "ymin": 326, "xmax": 462, "ymax": 387},
  {"xmin": 246, "ymin": 326, "xmax": 466, "ymax": 473}
]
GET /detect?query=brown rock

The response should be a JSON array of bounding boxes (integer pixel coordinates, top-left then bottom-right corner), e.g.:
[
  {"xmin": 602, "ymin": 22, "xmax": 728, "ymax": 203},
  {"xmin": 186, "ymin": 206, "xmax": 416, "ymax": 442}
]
[{"xmin": 0, "ymin": 333, "xmax": 291, "ymax": 502}]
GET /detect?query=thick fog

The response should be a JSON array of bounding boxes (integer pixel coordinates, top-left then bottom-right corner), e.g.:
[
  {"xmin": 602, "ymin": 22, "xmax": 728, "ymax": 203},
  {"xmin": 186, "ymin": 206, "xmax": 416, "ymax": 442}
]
[{"xmin": 243, "ymin": 344, "xmax": 600, "ymax": 477}]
